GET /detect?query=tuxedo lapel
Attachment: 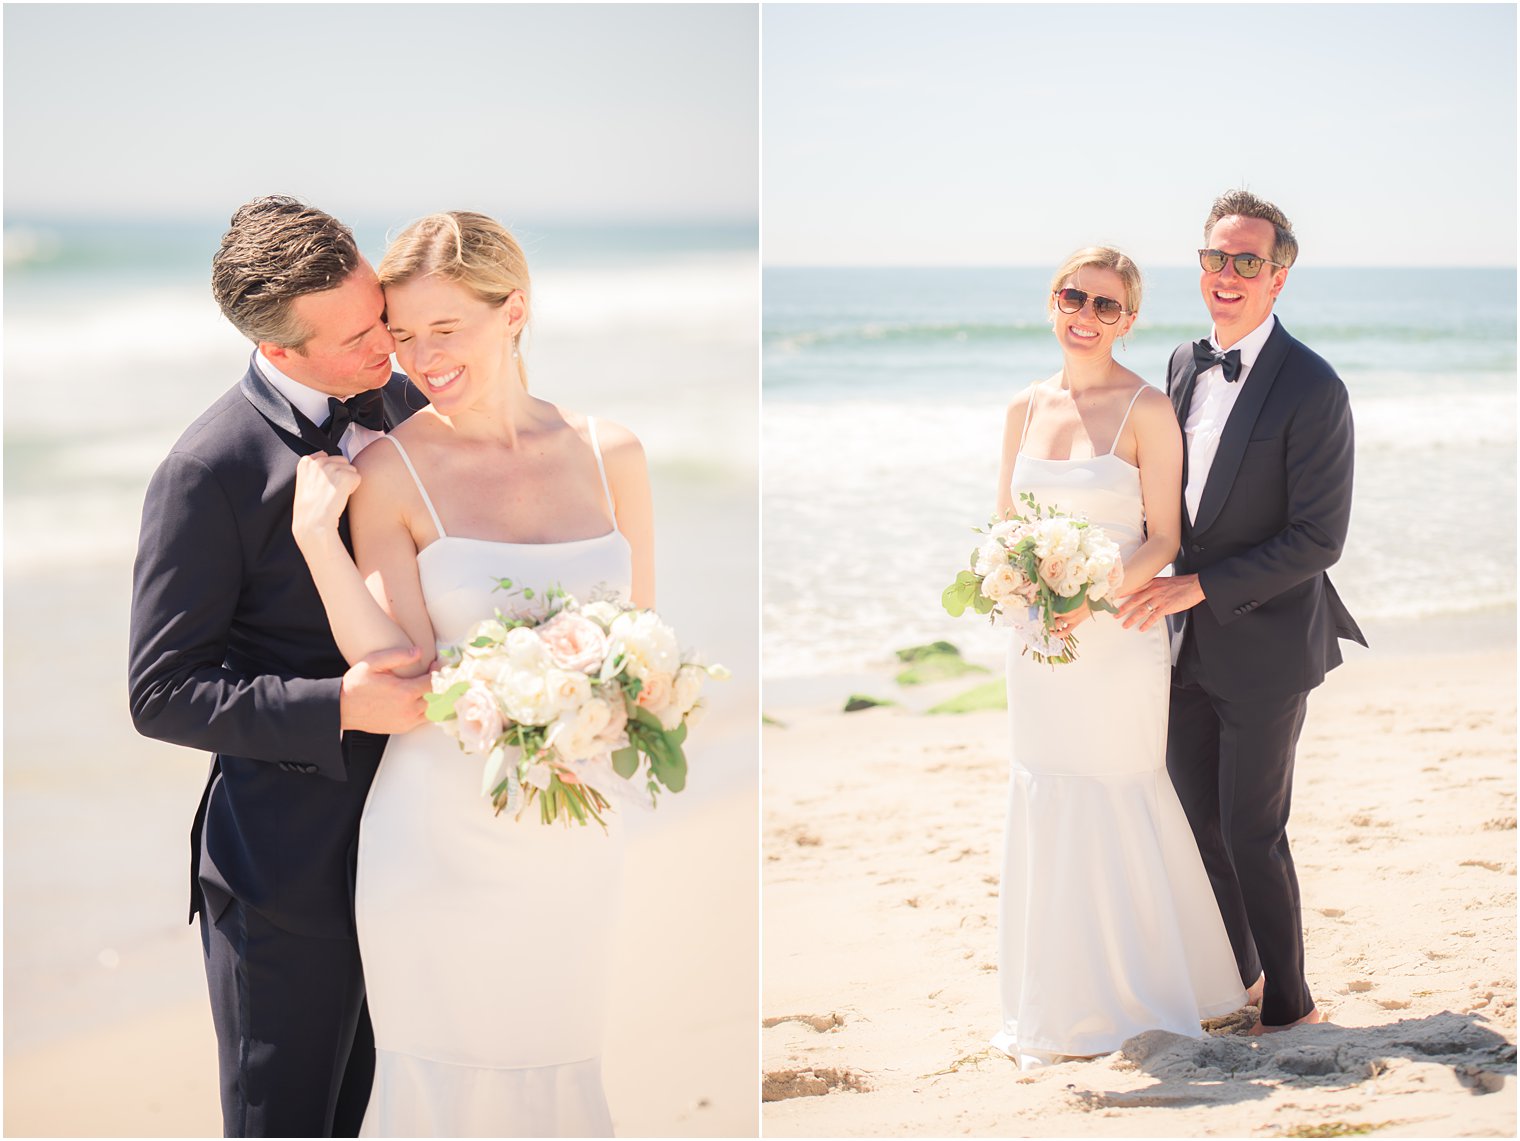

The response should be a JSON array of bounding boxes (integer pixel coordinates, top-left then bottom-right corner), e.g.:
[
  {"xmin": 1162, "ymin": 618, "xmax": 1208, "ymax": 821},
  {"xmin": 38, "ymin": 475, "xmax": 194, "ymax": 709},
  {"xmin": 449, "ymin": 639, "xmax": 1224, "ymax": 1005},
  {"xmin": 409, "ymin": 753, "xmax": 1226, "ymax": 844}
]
[
  {"xmin": 237, "ymin": 355, "xmax": 354, "ymax": 549},
  {"xmin": 1191, "ymin": 320, "xmax": 1292, "ymax": 536},
  {"xmin": 1170, "ymin": 356, "xmax": 1199, "ymax": 422},
  {"xmin": 238, "ymin": 355, "xmax": 341, "ymax": 456},
  {"xmin": 1170, "ymin": 351, "xmax": 1200, "ymax": 540}
]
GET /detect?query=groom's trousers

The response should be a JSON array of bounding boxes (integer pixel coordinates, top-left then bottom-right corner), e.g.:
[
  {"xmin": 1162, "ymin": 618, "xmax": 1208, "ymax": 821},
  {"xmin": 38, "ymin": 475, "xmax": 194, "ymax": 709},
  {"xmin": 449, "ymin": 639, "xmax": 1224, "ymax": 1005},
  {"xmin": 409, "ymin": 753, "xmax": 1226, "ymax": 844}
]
[
  {"xmin": 1166, "ymin": 639, "xmax": 1314, "ymax": 1029},
  {"xmin": 200, "ymin": 891, "xmax": 374, "ymax": 1137}
]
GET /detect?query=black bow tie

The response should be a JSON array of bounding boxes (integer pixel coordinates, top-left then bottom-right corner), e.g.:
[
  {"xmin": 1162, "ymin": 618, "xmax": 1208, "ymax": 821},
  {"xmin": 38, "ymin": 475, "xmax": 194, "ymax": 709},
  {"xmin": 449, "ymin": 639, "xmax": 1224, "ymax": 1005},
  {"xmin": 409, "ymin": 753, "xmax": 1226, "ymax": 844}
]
[
  {"xmin": 1193, "ymin": 340, "xmax": 1243, "ymax": 383},
  {"xmin": 324, "ymin": 390, "xmax": 387, "ymax": 438}
]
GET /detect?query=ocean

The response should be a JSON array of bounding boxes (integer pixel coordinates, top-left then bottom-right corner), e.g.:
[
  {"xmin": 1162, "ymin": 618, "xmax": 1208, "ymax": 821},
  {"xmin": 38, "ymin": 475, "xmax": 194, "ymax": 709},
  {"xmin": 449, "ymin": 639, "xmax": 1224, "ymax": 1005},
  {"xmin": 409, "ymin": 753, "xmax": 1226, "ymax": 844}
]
[
  {"xmin": 3, "ymin": 216, "xmax": 759, "ymax": 1051},
  {"xmin": 762, "ymin": 265, "xmax": 1517, "ymax": 679}
]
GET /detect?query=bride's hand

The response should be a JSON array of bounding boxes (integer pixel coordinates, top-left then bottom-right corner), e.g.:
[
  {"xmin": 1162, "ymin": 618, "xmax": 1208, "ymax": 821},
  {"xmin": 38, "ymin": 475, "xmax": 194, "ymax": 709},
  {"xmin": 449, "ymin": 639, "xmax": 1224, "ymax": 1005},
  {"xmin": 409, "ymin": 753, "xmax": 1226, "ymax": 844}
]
[
  {"xmin": 1050, "ymin": 602, "xmax": 1091, "ymax": 641},
  {"xmin": 292, "ymin": 453, "xmax": 361, "ymax": 546}
]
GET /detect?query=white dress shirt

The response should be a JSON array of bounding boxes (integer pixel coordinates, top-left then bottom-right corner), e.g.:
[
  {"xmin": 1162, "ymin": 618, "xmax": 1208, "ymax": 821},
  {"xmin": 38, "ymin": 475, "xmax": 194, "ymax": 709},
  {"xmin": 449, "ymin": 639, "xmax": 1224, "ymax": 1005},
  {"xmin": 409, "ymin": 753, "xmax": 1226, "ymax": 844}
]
[
  {"xmin": 254, "ymin": 350, "xmax": 386, "ymax": 461},
  {"xmin": 1183, "ymin": 313, "xmax": 1277, "ymax": 524}
]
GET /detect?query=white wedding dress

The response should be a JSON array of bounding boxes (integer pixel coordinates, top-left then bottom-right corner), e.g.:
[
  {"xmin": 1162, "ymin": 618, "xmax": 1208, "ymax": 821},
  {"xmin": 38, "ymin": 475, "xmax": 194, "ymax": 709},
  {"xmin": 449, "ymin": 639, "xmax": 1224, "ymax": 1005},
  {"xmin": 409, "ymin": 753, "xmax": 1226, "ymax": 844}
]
[
  {"xmin": 356, "ymin": 422, "xmax": 633, "ymax": 1136},
  {"xmin": 993, "ymin": 386, "xmax": 1245, "ymax": 1068}
]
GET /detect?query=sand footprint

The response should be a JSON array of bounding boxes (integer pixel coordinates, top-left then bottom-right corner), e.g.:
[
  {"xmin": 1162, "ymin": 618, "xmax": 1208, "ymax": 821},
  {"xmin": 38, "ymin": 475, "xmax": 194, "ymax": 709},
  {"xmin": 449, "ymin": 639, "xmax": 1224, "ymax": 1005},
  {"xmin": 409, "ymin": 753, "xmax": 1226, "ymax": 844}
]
[
  {"xmin": 1460, "ymin": 859, "xmax": 1512, "ymax": 873},
  {"xmin": 762, "ymin": 1012, "xmax": 846, "ymax": 1032},
  {"xmin": 761, "ymin": 1067, "xmax": 871, "ymax": 1101}
]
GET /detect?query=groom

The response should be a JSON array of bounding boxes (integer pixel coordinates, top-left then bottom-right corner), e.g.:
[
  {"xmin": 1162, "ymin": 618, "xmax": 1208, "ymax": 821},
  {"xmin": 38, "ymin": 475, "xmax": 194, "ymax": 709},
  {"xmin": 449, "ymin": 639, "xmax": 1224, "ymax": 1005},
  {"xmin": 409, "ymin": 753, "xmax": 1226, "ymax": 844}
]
[
  {"xmin": 129, "ymin": 196, "xmax": 429, "ymax": 1135},
  {"xmin": 1118, "ymin": 190, "xmax": 1365, "ymax": 1032}
]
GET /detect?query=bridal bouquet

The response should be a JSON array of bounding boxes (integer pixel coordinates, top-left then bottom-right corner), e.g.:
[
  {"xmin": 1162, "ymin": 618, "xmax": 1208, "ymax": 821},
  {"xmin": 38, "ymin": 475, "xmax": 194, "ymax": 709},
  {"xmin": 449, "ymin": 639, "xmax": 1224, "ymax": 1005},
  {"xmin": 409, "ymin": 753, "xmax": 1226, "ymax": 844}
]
[
  {"xmin": 423, "ymin": 580, "xmax": 727, "ymax": 827},
  {"xmin": 941, "ymin": 493, "xmax": 1124, "ymax": 665}
]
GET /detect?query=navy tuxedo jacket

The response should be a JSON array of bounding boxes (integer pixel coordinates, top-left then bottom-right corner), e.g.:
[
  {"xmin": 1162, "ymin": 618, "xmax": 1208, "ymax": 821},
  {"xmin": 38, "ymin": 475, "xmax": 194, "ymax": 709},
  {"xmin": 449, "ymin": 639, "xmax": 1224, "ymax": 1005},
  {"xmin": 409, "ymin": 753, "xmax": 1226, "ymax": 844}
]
[
  {"xmin": 1167, "ymin": 320, "xmax": 1366, "ymax": 701},
  {"xmin": 129, "ymin": 357, "xmax": 422, "ymax": 937}
]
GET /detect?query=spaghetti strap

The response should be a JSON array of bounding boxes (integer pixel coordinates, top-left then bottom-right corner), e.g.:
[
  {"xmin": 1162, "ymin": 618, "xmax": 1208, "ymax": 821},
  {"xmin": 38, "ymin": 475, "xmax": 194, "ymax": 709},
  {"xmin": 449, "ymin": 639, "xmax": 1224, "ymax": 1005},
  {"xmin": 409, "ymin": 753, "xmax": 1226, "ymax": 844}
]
[
  {"xmin": 1108, "ymin": 385, "xmax": 1149, "ymax": 456},
  {"xmin": 379, "ymin": 435, "xmax": 447, "ymax": 539},
  {"xmin": 586, "ymin": 417, "xmax": 618, "ymax": 527},
  {"xmin": 1016, "ymin": 384, "xmax": 1038, "ymax": 455}
]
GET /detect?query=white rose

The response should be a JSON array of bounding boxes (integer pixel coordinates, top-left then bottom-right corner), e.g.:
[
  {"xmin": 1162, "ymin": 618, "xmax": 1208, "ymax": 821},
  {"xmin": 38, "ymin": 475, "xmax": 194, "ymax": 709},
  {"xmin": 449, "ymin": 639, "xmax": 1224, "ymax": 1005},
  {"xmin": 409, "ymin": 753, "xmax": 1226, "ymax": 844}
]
[
  {"xmin": 503, "ymin": 626, "xmax": 551, "ymax": 667},
  {"xmin": 672, "ymin": 665, "xmax": 705, "ymax": 716},
  {"xmin": 1055, "ymin": 569, "xmax": 1085, "ymax": 598},
  {"xmin": 453, "ymin": 683, "xmax": 505, "ymax": 755},
  {"xmin": 498, "ymin": 666, "xmax": 553, "ymax": 726},
  {"xmin": 982, "ymin": 563, "xmax": 1021, "ymax": 602},
  {"xmin": 544, "ymin": 668, "xmax": 591, "ymax": 721},
  {"xmin": 608, "ymin": 611, "xmax": 681, "ymax": 681},
  {"xmin": 537, "ymin": 612, "xmax": 610, "ymax": 674},
  {"xmin": 1033, "ymin": 518, "xmax": 1079, "ymax": 560},
  {"xmin": 549, "ymin": 697, "xmax": 614, "ymax": 762},
  {"xmin": 973, "ymin": 540, "xmax": 1005, "ymax": 577},
  {"xmin": 635, "ymin": 670, "xmax": 675, "ymax": 716}
]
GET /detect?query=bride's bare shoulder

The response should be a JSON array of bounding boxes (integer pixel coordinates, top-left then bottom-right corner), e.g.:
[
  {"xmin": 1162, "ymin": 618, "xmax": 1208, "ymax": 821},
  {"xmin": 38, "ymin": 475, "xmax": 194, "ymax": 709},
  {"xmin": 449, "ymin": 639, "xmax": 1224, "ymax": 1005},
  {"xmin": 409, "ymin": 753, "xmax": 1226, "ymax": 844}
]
[
  {"xmin": 1004, "ymin": 377, "xmax": 1050, "ymax": 429},
  {"xmin": 555, "ymin": 407, "xmax": 646, "ymax": 465}
]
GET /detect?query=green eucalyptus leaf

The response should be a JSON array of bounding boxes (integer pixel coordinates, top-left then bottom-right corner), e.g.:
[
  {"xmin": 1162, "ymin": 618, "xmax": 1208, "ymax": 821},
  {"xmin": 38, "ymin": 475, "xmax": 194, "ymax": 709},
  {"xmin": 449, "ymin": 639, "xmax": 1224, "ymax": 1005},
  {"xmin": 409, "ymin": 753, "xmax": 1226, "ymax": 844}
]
[
  {"xmin": 423, "ymin": 681, "xmax": 470, "ymax": 722},
  {"xmin": 611, "ymin": 745, "xmax": 640, "ymax": 779}
]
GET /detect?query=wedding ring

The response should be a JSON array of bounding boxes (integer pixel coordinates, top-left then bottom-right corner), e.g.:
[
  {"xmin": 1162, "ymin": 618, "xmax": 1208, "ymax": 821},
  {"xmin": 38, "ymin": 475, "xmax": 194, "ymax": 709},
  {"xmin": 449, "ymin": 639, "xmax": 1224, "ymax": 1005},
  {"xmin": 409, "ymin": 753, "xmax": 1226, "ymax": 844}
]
[{"xmin": 1145, "ymin": 604, "xmax": 1156, "ymax": 613}]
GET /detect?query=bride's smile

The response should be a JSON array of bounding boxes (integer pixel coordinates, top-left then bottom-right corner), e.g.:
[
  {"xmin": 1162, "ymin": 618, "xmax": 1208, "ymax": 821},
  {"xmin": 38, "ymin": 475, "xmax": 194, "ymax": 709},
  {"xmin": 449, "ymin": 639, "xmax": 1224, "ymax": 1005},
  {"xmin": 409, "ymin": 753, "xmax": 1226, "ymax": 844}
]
[{"xmin": 385, "ymin": 270, "xmax": 527, "ymax": 418}]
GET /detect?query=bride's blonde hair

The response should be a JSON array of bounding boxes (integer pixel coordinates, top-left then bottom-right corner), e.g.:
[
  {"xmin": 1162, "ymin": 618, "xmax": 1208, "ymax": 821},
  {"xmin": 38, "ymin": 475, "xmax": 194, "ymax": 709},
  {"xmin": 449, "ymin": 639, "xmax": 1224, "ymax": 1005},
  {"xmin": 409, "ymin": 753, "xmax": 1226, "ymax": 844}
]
[
  {"xmin": 379, "ymin": 212, "xmax": 532, "ymax": 390},
  {"xmin": 1047, "ymin": 246, "xmax": 1143, "ymax": 317}
]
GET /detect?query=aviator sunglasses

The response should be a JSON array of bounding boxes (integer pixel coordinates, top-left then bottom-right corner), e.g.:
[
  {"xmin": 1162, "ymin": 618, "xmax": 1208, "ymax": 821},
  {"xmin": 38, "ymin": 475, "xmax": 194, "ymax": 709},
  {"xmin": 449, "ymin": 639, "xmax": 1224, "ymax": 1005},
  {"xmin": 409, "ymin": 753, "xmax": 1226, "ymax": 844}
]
[
  {"xmin": 1197, "ymin": 248, "xmax": 1282, "ymax": 279},
  {"xmin": 1053, "ymin": 287, "xmax": 1127, "ymax": 325}
]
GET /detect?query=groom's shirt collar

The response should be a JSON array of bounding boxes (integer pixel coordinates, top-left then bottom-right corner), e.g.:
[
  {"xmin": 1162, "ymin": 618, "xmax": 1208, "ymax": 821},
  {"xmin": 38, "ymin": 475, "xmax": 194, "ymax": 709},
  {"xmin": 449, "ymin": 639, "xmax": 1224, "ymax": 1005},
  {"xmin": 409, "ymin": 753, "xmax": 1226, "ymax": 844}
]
[
  {"xmin": 254, "ymin": 350, "xmax": 384, "ymax": 460},
  {"xmin": 254, "ymin": 350, "xmax": 336, "ymax": 428},
  {"xmin": 1207, "ymin": 312, "xmax": 1276, "ymax": 382}
]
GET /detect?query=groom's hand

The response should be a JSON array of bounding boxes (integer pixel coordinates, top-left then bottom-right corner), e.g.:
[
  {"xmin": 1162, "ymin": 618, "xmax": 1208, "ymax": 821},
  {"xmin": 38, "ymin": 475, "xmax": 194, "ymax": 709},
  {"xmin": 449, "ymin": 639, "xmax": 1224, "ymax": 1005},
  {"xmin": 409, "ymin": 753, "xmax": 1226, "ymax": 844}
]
[
  {"xmin": 340, "ymin": 645, "xmax": 432, "ymax": 734},
  {"xmin": 1116, "ymin": 575, "xmax": 1205, "ymax": 631}
]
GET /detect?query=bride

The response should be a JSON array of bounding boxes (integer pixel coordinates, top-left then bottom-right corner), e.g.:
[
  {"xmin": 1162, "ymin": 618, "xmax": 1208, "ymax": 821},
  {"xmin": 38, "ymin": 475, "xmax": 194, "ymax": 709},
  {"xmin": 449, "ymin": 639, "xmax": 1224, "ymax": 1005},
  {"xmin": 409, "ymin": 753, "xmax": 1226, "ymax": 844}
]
[
  {"xmin": 291, "ymin": 211, "xmax": 652, "ymax": 1135},
  {"xmin": 990, "ymin": 246, "xmax": 1245, "ymax": 1067}
]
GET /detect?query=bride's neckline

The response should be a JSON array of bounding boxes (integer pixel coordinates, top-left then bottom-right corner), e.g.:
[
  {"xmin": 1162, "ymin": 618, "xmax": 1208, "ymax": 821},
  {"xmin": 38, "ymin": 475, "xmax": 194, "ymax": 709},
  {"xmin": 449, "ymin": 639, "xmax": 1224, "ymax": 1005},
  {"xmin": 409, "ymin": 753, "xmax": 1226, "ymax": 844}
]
[
  {"xmin": 416, "ymin": 530, "xmax": 628, "ymax": 560},
  {"xmin": 1016, "ymin": 452, "xmax": 1140, "ymax": 473}
]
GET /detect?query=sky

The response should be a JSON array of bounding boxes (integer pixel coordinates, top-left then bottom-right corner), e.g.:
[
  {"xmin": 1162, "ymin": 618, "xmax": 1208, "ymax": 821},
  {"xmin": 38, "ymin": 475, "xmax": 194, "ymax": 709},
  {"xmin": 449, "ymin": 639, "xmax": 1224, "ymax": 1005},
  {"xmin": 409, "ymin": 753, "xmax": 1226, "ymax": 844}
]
[
  {"xmin": 763, "ymin": 3, "xmax": 1517, "ymax": 267},
  {"xmin": 3, "ymin": 3, "xmax": 758, "ymax": 226}
]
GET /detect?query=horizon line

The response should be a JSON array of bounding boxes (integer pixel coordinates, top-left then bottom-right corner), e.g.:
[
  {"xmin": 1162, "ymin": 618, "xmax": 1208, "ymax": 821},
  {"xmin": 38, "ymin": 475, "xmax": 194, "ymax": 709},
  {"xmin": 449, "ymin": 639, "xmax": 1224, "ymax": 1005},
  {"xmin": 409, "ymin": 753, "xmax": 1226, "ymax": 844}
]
[{"xmin": 762, "ymin": 262, "xmax": 1520, "ymax": 272}]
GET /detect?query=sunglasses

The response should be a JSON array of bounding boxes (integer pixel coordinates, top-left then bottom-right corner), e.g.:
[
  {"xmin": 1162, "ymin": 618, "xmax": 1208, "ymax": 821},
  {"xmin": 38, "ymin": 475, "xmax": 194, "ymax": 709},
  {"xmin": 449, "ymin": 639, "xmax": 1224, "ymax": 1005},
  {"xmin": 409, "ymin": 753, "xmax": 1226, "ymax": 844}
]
[
  {"xmin": 1197, "ymin": 249, "xmax": 1282, "ymax": 279},
  {"xmin": 1053, "ymin": 287, "xmax": 1127, "ymax": 325}
]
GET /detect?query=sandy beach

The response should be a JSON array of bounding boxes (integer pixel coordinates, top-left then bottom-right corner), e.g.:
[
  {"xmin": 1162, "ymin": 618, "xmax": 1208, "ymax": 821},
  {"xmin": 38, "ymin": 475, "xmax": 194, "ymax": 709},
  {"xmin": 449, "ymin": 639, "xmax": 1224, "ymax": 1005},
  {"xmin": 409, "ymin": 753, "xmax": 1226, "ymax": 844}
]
[{"xmin": 762, "ymin": 629, "xmax": 1517, "ymax": 1136}]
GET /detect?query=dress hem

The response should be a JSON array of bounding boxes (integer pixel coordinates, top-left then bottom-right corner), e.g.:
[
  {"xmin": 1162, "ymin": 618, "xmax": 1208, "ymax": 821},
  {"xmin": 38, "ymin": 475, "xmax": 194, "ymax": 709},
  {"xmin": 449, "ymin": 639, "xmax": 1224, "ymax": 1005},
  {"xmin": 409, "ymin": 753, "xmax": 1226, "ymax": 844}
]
[{"xmin": 374, "ymin": 1046, "xmax": 603, "ymax": 1072}]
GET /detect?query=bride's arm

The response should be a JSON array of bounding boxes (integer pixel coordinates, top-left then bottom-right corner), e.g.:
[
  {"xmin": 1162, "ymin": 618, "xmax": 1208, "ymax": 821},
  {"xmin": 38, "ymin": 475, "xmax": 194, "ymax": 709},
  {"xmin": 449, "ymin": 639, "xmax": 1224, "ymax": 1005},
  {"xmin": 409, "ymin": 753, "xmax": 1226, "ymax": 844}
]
[
  {"xmin": 995, "ymin": 389, "xmax": 1033, "ymax": 519},
  {"xmin": 595, "ymin": 419, "xmax": 655, "ymax": 610},
  {"xmin": 1118, "ymin": 388, "xmax": 1184, "ymax": 594},
  {"xmin": 292, "ymin": 444, "xmax": 436, "ymax": 677}
]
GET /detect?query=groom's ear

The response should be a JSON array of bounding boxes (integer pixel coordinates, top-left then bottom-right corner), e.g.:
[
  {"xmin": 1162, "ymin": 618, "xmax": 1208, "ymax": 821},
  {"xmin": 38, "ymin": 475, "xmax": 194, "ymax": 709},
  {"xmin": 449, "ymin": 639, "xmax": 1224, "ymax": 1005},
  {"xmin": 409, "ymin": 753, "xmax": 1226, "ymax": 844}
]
[
  {"xmin": 1268, "ymin": 266, "xmax": 1289, "ymax": 301},
  {"xmin": 260, "ymin": 340, "xmax": 295, "ymax": 365}
]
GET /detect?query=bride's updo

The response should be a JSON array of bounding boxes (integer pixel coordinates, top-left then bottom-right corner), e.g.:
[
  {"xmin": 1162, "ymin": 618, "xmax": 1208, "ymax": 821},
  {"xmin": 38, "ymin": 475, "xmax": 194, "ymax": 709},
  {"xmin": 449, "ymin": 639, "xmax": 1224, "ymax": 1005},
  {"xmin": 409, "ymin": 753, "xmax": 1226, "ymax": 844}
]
[
  {"xmin": 379, "ymin": 212, "xmax": 533, "ymax": 390},
  {"xmin": 1046, "ymin": 246, "xmax": 1143, "ymax": 317}
]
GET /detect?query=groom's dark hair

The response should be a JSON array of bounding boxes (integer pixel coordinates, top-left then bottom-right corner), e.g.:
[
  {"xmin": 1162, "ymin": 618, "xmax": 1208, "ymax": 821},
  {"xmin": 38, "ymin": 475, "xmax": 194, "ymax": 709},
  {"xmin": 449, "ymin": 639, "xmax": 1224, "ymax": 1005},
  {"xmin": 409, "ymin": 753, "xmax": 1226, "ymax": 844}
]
[
  {"xmin": 1204, "ymin": 190, "xmax": 1299, "ymax": 270},
  {"xmin": 212, "ymin": 195, "xmax": 361, "ymax": 350}
]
